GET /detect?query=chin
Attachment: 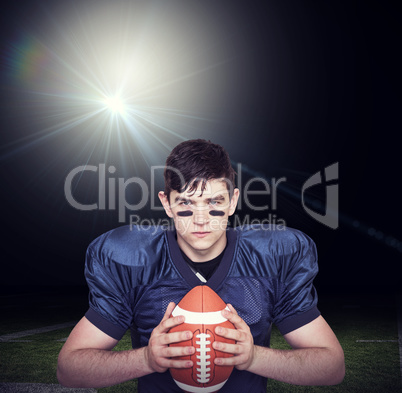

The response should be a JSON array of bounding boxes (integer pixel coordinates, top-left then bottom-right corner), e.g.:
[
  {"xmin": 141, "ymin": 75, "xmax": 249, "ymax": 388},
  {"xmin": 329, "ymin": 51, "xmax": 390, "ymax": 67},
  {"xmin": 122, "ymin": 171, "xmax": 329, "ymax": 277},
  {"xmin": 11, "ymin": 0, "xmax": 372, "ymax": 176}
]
[{"xmin": 188, "ymin": 232, "xmax": 224, "ymax": 250}]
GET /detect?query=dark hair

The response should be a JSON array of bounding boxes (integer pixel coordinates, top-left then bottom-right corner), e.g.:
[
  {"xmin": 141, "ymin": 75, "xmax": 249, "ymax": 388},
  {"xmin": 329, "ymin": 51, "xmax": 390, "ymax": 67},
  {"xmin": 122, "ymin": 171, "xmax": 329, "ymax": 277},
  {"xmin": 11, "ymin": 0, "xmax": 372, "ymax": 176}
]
[{"xmin": 164, "ymin": 139, "xmax": 236, "ymax": 200}]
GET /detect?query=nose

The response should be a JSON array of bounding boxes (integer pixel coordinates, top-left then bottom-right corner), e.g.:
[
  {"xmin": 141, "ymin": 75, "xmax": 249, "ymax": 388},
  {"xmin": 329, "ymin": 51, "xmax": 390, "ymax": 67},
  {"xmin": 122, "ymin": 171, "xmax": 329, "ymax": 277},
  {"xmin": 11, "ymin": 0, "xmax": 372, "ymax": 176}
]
[{"xmin": 193, "ymin": 208, "xmax": 210, "ymax": 225}]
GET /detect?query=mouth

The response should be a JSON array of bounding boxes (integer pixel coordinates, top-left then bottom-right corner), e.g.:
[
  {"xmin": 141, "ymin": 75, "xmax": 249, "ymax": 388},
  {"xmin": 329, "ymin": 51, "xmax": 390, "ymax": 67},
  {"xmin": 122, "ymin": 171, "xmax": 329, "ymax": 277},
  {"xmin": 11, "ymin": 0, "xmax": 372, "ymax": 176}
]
[{"xmin": 192, "ymin": 232, "xmax": 210, "ymax": 238}]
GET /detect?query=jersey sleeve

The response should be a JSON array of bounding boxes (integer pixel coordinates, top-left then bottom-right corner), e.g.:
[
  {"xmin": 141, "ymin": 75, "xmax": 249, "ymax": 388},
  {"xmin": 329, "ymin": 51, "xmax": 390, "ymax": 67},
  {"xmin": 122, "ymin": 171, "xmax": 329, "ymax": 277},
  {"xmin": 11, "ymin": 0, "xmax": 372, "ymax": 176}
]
[
  {"xmin": 273, "ymin": 230, "xmax": 321, "ymax": 335},
  {"xmin": 84, "ymin": 245, "xmax": 132, "ymax": 340}
]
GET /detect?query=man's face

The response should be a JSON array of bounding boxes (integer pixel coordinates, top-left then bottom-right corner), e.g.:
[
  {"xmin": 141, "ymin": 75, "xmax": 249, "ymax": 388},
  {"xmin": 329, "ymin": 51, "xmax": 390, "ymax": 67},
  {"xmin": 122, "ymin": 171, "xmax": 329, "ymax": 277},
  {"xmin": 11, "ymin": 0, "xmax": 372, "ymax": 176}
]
[{"xmin": 159, "ymin": 179, "xmax": 239, "ymax": 262}]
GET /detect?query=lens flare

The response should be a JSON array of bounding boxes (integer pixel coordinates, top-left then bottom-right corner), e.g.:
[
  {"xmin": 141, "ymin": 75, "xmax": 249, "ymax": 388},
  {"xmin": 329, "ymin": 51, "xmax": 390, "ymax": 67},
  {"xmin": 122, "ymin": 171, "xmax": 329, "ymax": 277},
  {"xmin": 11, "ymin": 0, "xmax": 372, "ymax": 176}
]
[
  {"xmin": 1, "ymin": 1, "xmax": 240, "ymax": 167},
  {"xmin": 103, "ymin": 96, "xmax": 126, "ymax": 116}
]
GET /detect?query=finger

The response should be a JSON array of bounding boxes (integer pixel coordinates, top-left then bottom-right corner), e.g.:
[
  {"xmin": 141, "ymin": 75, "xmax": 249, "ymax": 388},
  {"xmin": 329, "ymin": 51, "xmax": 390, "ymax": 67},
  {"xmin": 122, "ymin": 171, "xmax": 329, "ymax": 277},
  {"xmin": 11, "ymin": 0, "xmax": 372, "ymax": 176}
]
[
  {"xmin": 222, "ymin": 307, "xmax": 247, "ymax": 330},
  {"xmin": 226, "ymin": 303, "xmax": 238, "ymax": 315},
  {"xmin": 162, "ymin": 302, "xmax": 176, "ymax": 321},
  {"xmin": 215, "ymin": 325, "xmax": 246, "ymax": 342},
  {"xmin": 158, "ymin": 358, "xmax": 194, "ymax": 369},
  {"xmin": 214, "ymin": 355, "xmax": 246, "ymax": 367},
  {"xmin": 163, "ymin": 345, "xmax": 195, "ymax": 358},
  {"xmin": 161, "ymin": 330, "xmax": 193, "ymax": 345},
  {"xmin": 155, "ymin": 306, "xmax": 186, "ymax": 334},
  {"xmin": 155, "ymin": 303, "xmax": 177, "ymax": 334},
  {"xmin": 160, "ymin": 314, "xmax": 188, "ymax": 333},
  {"xmin": 212, "ymin": 340, "xmax": 241, "ymax": 354}
]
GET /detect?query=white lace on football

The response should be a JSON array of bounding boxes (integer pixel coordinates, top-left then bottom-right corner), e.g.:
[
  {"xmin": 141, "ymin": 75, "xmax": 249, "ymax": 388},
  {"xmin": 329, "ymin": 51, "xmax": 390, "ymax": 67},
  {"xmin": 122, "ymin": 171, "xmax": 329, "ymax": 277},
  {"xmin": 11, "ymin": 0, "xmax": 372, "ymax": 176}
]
[{"xmin": 195, "ymin": 333, "xmax": 211, "ymax": 383}]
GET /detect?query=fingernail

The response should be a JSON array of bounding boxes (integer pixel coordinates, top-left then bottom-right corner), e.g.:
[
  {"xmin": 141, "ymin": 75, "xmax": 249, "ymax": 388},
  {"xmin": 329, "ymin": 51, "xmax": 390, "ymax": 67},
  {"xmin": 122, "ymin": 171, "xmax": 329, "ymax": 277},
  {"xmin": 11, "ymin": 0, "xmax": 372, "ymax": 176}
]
[
  {"xmin": 186, "ymin": 331, "xmax": 191, "ymax": 339},
  {"xmin": 216, "ymin": 327, "xmax": 222, "ymax": 334},
  {"xmin": 215, "ymin": 358, "xmax": 222, "ymax": 365},
  {"xmin": 186, "ymin": 361, "xmax": 192, "ymax": 367},
  {"xmin": 187, "ymin": 346, "xmax": 194, "ymax": 354}
]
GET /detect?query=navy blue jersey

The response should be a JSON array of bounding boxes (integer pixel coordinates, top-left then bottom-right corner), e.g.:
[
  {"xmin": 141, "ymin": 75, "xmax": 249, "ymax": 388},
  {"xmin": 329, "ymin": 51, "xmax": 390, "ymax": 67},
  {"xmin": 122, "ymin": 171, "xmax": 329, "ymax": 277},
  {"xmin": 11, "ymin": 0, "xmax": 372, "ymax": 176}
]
[{"xmin": 85, "ymin": 225, "xmax": 320, "ymax": 393}]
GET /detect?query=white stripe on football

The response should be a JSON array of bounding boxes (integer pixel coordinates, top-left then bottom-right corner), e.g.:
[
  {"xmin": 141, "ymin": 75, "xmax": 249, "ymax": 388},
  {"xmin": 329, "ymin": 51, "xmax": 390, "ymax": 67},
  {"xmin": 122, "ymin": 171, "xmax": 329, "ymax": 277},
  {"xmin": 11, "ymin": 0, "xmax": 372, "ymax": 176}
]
[
  {"xmin": 172, "ymin": 305, "xmax": 230, "ymax": 325},
  {"xmin": 174, "ymin": 379, "xmax": 227, "ymax": 393}
]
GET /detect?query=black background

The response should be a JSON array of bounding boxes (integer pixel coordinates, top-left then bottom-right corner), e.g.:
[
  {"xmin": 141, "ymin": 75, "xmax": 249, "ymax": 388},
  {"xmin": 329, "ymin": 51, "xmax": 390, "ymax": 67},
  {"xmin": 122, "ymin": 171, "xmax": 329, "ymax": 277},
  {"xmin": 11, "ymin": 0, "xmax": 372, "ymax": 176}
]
[{"xmin": 0, "ymin": 0, "xmax": 400, "ymax": 298}]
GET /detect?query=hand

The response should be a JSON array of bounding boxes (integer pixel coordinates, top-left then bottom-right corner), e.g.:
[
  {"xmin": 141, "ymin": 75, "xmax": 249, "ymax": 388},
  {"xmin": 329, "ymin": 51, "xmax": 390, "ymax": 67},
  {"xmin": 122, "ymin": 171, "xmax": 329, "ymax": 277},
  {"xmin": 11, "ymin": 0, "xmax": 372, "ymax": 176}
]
[
  {"xmin": 213, "ymin": 304, "xmax": 255, "ymax": 371},
  {"xmin": 145, "ymin": 302, "xmax": 195, "ymax": 373}
]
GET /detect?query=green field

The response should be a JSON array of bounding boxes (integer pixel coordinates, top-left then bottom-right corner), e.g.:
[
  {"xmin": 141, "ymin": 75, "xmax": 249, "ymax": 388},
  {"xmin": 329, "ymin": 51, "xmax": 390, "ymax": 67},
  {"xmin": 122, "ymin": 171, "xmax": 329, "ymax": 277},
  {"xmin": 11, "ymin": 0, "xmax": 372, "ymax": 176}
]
[{"xmin": 0, "ymin": 291, "xmax": 400, "ymax": 392}]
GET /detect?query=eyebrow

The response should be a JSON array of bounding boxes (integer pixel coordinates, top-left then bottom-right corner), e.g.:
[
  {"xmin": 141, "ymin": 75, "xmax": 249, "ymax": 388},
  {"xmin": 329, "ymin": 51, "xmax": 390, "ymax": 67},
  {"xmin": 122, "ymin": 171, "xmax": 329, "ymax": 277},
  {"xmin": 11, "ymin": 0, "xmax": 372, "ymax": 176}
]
[
  {"xmin": 174, "ymin": 196, "xmax": 191, "ymax": 204},
  {"xmin": 208, "ymin": 195, "xmax": 226, "ymax": 202},
  {"xmin": 174, "ymin": 194, "xmax": 226, "ymax": 204}
]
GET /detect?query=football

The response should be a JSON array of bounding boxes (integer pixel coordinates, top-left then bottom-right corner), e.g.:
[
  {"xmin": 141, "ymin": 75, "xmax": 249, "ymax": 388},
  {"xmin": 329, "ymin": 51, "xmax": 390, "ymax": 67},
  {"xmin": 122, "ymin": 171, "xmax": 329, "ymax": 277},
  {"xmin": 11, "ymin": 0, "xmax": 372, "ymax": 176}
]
[{"xmin": 169, "ymin": 285, "xmax": 235, "ymax": 393}]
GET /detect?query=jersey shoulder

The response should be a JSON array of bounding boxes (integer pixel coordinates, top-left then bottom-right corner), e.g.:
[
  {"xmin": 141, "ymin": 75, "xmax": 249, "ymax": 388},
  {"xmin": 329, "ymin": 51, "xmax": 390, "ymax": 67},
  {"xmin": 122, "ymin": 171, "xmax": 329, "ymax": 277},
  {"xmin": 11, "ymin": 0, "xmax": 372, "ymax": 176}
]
[
  {"xmin": 87, "ymin": 225, "xmax": 167, "ymax": 268},
  {"xmin": 233, "ymin": 224, "xmax": 318, "ymax": 280},
  {"xmin": 235, "ymin": 224, "xmax": 315, "ymax": 256}
]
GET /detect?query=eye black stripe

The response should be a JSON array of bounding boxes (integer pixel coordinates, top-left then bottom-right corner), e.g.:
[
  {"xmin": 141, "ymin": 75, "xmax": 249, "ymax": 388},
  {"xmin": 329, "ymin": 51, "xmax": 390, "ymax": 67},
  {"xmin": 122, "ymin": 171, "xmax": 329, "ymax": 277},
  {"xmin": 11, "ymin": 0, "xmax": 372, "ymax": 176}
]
[
  {"xmin": 209, "ymin": 210, "xmax": 225, "ymax": 216},
  {"xmin": 177, "ymin": 211, "xmax": 193, "ymax": 217}
]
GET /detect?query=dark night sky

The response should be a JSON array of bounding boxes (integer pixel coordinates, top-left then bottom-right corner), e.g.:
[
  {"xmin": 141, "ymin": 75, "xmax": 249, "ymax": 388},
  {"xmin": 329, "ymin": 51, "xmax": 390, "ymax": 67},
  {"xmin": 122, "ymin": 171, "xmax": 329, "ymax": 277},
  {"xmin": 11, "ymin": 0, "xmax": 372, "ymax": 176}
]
[{"xmin": 0, "ymin": 0, "xmax": 400, "ymax": 295}]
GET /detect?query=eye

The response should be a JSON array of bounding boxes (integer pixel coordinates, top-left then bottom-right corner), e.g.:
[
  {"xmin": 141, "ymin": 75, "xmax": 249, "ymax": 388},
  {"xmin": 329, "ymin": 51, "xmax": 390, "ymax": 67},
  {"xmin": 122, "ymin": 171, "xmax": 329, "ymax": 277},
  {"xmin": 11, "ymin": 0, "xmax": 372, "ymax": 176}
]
[
  {"xmin": 180, "ymin": 200, "xmax": 192, "ymax": 206},
  {"xmin": 210, "ymin": 200, "xmax": 219, "ymax": 206}
]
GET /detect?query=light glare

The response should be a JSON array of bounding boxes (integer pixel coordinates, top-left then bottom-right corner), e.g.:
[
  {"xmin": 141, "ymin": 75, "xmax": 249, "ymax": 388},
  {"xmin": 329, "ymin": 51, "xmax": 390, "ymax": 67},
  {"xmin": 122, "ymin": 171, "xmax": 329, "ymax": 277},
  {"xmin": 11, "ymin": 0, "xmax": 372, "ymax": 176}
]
[{"xmin": 103, "ymin": 96, "xmax": 126, "ymax": 115}]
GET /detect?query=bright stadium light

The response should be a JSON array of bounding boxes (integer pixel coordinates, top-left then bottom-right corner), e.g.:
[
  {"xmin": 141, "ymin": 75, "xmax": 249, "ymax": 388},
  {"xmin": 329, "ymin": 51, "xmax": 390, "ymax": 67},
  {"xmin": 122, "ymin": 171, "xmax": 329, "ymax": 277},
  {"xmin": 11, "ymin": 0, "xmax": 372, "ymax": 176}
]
[
  {"xmin": 3, "ymin": 1, "xmax": 235, "ymax": 166},
  {"xmin": 103, "ymin": 96, "xmax": 126, "ymax": 116}
]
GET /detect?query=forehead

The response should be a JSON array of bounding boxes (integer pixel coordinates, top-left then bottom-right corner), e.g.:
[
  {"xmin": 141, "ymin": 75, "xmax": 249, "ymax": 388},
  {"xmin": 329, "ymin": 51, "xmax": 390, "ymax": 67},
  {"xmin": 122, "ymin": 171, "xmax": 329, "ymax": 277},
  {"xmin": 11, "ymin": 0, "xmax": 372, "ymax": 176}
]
[{"xmin": 176, "ymin": 179, "xmax": 230, "ymax": 199}]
